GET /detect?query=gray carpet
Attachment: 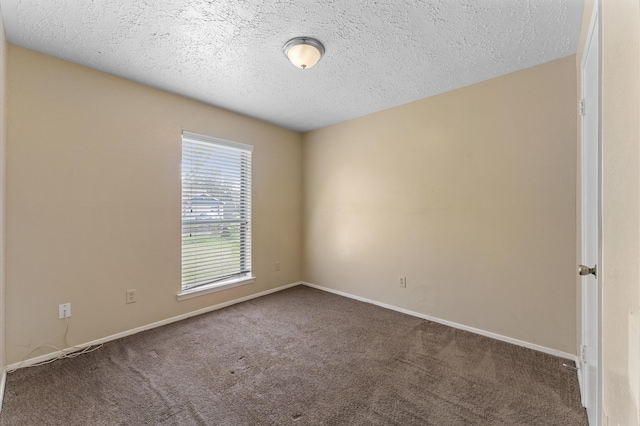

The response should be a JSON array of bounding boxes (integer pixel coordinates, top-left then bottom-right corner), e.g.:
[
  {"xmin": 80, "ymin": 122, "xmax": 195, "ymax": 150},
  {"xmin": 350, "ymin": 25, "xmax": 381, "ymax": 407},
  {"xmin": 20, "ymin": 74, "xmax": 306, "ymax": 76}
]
[{"xmin": 0, "ymin": 285, "xmax": 587, "ymax": 425}]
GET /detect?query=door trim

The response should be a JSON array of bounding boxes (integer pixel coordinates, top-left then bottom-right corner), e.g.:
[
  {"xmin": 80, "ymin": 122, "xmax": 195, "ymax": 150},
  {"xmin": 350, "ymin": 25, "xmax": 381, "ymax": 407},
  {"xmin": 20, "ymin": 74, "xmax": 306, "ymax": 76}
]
[{"xmin": 579, "ymin": 1, "xmax": 602, "ymax": 423}]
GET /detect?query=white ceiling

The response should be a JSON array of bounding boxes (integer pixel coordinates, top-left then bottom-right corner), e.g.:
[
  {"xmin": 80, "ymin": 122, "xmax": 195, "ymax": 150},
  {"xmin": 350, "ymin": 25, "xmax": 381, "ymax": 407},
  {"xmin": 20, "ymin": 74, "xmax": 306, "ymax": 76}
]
[{"xmin": 0, "ymin": 0, "xmax": 583, "ymax": 132}]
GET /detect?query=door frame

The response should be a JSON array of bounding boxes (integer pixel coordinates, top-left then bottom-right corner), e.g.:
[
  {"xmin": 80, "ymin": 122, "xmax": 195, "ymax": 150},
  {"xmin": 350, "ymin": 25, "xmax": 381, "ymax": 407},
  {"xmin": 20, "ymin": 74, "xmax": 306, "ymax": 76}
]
[{"xmin": 579, "ymin": 1, "xmax": 602, "ymax": 424}]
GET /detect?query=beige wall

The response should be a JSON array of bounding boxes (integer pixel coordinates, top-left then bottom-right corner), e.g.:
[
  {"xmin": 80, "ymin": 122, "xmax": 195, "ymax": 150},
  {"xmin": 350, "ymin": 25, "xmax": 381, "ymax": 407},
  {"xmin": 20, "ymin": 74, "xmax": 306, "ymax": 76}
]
[
  {"xmin": 303, "ymin": 56, "xmax": 578, "ymax": 354},
  {"xmin": 5, "ymin": 46, "xmax": 303, "ymax": 365},
  {"xmin": 0, "ymin": 7, "xmax": 7, "ymax": 372},
  {"xmin": 600, "ymin": 1, "xmax": 640, "ymax": 424}
]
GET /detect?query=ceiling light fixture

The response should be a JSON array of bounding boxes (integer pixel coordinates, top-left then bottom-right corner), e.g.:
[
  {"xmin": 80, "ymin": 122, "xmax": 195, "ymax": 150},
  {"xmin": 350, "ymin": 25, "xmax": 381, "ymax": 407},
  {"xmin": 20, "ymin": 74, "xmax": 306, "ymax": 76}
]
[{"xmin": 283, "ymin": 37, "xmax": 325, "ymax": 70}]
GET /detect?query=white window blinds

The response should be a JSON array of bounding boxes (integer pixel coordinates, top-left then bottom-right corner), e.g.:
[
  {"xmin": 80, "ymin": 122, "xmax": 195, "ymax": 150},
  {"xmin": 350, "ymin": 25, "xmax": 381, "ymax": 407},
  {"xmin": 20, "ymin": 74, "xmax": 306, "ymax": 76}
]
[{"xmin": 181, "ymin": 131, "xmax": 252, "ymax": 290}]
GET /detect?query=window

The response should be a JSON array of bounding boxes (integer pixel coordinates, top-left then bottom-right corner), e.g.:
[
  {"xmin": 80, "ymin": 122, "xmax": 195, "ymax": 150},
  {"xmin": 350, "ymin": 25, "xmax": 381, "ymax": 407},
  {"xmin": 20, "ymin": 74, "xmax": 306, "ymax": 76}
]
[{"xmin": 180, "ymin": 131, "xmax": 253, "ymax": 297}]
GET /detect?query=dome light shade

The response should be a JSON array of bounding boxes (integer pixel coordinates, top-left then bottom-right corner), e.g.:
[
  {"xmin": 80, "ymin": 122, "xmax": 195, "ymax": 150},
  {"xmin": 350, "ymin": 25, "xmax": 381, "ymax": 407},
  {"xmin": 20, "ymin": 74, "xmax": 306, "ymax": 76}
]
[{"xmin": 284, "ymin": 37, "xmax": 325, "ymax": 70}]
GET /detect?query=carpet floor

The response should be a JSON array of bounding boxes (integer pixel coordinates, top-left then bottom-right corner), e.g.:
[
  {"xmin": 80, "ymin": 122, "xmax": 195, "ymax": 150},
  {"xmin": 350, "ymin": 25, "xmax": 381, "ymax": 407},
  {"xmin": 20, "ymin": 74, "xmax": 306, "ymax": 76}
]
[{"xmin": 0, "ymin": 285, "xmax": 587, "ymax": 425}]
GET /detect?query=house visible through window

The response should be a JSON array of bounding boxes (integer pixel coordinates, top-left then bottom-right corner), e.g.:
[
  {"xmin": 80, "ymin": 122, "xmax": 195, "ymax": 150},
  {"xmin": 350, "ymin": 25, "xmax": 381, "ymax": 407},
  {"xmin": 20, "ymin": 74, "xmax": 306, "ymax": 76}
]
[{"xmin": 181, "ymin": 131, "xmax": 252, "ymax": 292}]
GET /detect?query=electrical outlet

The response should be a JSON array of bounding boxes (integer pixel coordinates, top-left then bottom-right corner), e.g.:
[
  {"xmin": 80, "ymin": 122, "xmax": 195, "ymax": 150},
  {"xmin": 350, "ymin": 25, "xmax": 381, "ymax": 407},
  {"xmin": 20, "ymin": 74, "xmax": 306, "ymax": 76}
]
[
  {"xmin": 58, "ymin": 303, "xmax": 71, "ymax": 319},
  {"xmin": 275, "ymin": 261, "xmax": 280, "ymax": 271},
  {"xmin": 399, "ymin": 276, "xmax": 407, "ymax": 288},
  {"xmin": 126, "ymin": 289, "xmax": 137, "ymax": 304}
]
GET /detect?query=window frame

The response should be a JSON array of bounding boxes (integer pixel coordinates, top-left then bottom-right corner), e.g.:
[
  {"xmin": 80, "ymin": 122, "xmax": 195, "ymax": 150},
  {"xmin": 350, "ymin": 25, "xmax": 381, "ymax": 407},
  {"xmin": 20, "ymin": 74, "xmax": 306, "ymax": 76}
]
[{"xmin": 177, "ymin": 131, "xmax": 255, "ymax": 301}]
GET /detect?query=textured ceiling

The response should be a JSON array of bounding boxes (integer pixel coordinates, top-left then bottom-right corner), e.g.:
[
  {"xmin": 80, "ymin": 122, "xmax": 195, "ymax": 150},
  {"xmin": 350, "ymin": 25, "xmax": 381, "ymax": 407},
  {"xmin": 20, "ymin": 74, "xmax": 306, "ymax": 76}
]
[{"xmin": 0, "ymin": 0, "xmax": 583, "ymax": 132}]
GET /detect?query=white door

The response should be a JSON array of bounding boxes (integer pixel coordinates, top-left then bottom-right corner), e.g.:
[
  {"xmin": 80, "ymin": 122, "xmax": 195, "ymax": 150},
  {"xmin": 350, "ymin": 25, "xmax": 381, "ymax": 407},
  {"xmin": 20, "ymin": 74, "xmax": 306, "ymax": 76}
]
[{"xmin": 580, "ymin": 4, "xmax": 600, "ymax": 425}]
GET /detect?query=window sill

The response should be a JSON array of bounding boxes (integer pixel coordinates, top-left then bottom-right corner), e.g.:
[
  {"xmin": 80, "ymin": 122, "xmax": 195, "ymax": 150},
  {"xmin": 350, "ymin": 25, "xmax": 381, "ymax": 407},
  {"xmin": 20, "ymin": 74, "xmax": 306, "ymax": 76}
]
[{"xmin": 177, "ymin": 276, "xmax": 256, "ymax": 301}]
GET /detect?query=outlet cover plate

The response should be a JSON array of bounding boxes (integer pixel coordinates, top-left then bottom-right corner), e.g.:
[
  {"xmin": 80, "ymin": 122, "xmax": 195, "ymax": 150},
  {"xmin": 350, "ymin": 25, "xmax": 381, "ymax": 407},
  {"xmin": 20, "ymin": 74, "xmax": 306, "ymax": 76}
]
[{"xmin": 58, "ymin": 303, "xmax": 71, "ymax": 319}]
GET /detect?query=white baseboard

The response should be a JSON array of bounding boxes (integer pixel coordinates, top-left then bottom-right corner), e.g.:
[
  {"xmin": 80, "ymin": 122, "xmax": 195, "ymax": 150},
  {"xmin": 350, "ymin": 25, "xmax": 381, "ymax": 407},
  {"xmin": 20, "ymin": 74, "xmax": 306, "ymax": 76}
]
[
  {"xmin": 6, "ymin": 281, "xmax": 303, "ymax": 372},
  {"xmin": 302, "ymin": 282, "xmax": 579, "ymax": 363},
  {"xmin": 6, "ymin": 280, "xmax": 579, "ymax": 373}
]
